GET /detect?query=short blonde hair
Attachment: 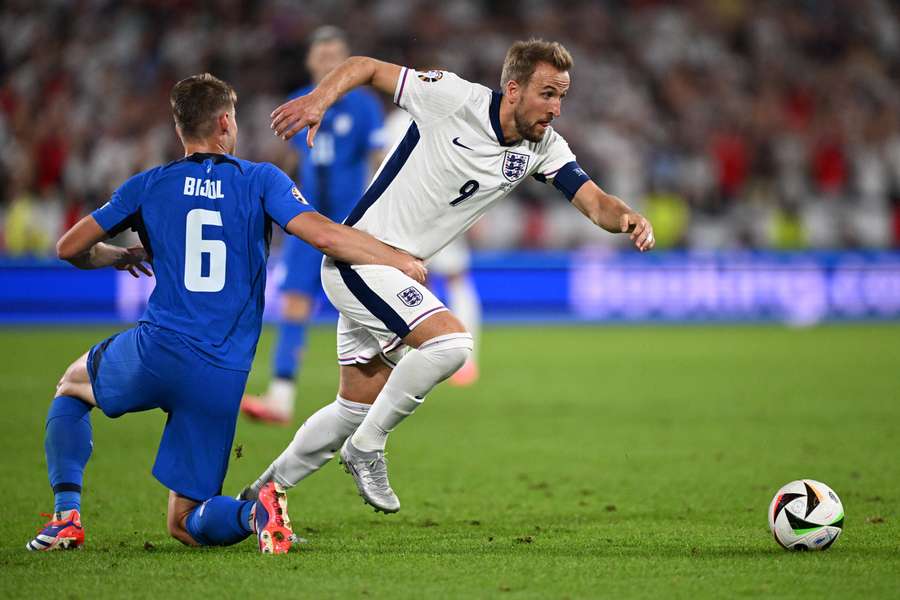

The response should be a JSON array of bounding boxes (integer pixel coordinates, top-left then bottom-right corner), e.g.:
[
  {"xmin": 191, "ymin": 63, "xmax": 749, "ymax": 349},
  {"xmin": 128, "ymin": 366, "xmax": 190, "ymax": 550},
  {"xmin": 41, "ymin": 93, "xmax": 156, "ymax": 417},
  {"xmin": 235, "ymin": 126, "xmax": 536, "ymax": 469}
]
[{"xmin": 500, "ymin": 39, "xmax": 573, "ymax": 89}]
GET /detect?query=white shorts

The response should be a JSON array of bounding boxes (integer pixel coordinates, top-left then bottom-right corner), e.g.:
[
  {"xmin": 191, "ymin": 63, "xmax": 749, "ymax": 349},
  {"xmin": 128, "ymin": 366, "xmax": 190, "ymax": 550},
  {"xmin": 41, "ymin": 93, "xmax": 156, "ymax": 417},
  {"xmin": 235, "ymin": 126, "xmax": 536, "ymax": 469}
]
[
  {"xmin": 321, "ymin": 257, "xmax": 448, "ymax": 367},
  {"xmin": 427, "ymin": 236, "xmax": 471, "ymax": 276}
]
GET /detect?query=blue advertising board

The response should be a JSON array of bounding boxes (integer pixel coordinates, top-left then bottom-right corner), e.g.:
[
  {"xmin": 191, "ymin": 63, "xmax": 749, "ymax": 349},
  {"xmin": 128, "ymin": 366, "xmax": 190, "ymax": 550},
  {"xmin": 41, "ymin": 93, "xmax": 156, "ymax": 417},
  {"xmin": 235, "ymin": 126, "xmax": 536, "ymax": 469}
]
[{"xmin": 2, "ymin": 250, "xmax": 899, "ymax": 325}]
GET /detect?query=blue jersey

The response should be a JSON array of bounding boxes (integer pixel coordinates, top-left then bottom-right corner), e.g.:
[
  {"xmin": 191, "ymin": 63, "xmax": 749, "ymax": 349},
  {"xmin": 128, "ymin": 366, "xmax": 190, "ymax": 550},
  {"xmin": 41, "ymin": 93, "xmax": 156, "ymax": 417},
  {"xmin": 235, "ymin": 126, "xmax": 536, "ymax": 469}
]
[
  {"xmin": 289, "ymin": 86, "xmax": 384, "ymax": 220},
  {"xmin": 91, "ymin": 153, "xmax": 315, "ymax": 371}
]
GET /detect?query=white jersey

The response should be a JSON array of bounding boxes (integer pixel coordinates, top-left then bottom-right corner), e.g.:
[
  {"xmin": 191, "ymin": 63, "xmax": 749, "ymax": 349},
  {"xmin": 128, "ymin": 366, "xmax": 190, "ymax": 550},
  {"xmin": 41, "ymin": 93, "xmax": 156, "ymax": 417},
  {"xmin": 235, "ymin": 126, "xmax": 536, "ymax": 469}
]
[{"xmin": 345, "ymin": 67, "xmax": 584, "ymax": 260}]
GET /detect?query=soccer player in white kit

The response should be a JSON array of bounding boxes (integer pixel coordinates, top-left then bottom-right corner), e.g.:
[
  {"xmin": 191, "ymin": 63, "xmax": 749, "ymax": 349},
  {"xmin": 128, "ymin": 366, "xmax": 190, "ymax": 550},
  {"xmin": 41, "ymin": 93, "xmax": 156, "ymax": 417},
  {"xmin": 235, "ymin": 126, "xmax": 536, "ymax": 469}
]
[
  {"xmin": 382, "ymin": 106, "xmax": 483, "ymax": 386},
  {"xmin": 243, "ymin": 40, "xmax": 655, "ymax": 513}
]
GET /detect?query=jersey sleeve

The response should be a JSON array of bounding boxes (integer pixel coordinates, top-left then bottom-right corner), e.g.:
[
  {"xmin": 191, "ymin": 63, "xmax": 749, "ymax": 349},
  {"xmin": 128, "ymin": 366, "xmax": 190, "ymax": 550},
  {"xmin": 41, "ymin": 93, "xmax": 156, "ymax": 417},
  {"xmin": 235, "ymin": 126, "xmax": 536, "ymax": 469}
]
[
  {"xmin": 91, "ymin": 172, "xmax": 146, "ymax": 235},
  {"xmin": 260, "ymin": 164, "xmax": 317, "ymax": 230},
  {"xmin": 532, "ymin": 130, "xmax": 591, "ymax": 201},
  {"xmin": 393, "ymin": 68, "xmax": 473, "ymax": 125}
]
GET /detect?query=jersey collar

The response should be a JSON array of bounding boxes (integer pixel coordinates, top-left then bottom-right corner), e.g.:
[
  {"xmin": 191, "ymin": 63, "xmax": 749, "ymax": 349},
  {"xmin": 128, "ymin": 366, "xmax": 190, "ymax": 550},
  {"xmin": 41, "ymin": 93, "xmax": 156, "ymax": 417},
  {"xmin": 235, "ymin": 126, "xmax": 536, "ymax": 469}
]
[
  {"xmin": 489, "ymin": 92, "xmax": 516, "ymax": 147},
  {"xmin": 185, "ymin": 152, "xmax": 243, "ymax": 172}
]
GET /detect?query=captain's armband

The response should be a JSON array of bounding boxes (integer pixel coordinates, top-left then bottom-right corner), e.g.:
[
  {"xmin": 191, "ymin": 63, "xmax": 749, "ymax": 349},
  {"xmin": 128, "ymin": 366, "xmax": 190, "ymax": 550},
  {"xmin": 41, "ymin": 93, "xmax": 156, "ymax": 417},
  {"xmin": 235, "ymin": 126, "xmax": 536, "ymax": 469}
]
[{"xmin": 533, "ymin": 161, "xmax": 590, "ymax": 201}]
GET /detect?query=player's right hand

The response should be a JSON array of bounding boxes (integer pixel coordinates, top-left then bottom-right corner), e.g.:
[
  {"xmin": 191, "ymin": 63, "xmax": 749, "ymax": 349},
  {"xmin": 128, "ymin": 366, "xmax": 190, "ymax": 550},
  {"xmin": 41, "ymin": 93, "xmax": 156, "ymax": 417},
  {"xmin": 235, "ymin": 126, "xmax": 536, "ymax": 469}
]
[
  {"xmin": 396, "ymin": 253, "xmax": 428, "ymax": 284},
  {"xmin": 270, "ymin": 93, "xmax": 326, "ymax": 146},
  {"xmin": 114, "ymin": 245, "xmax": 153, "ymax": 278}
]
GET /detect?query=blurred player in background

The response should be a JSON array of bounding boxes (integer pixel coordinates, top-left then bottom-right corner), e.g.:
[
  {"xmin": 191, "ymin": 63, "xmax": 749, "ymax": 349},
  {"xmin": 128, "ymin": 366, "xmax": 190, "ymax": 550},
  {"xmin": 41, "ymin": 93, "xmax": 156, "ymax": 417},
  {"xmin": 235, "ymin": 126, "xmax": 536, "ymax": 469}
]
[
  {"xmin": 383, "ymin": 107, "xmax": 482, "ymax": 386},
  {"xmin": 241, "ymin": 39, "xmax": 654, "ymax": 514},
  {"xmin": 27, "ymin": 73, "xmax": 424, "ymax": 553},
  {"xmin": 242, "ymin": 26, "xmax": 386, "ymax": 424}
]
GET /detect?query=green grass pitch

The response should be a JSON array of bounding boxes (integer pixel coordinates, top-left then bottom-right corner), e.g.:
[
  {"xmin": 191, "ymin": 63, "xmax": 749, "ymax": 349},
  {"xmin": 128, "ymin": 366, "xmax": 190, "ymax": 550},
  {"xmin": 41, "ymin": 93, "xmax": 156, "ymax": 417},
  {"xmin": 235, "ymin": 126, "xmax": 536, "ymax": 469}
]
[{"xmin": 1, "ymin": 324, "xmax": 898, "ymax": 598}]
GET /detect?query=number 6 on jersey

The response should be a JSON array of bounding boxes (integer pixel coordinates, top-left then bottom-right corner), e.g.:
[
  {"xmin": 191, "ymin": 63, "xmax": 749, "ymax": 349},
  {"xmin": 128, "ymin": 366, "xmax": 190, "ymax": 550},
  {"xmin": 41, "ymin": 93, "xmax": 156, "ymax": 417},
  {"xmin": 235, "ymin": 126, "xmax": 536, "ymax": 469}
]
[{"xmin": 184, "ymin": 208, "xmax": 226, "ymax": 292}]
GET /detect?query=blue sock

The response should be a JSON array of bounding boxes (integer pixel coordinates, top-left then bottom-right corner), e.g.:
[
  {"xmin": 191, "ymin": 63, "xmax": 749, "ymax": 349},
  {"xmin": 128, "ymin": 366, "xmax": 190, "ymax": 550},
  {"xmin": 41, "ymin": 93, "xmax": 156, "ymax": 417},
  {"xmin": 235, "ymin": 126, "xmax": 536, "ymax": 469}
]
[
  {"xmin": 45, "ymin": 396, "xmax": 93, "ymax": 514},
  {"xmin": 185, "ymin": 496, "xmax": 255, "ymax": 546},
  {"xmin": 272, "ymin": 320, "xmax": 307, "ymax": 381}
]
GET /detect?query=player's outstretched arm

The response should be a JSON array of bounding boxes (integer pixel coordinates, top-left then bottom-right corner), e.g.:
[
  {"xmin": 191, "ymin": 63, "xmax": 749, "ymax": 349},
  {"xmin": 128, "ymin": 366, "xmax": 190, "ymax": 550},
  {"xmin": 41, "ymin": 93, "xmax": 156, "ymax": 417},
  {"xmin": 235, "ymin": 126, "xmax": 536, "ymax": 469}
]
[
  {"xmin": 285, "ymin": 212, "xmax": 427, "ymax": 283},
  {"xmin": 271, "ymin": 57, "xmax": 401, "ymax": 144},
  {"xmin": 57, "ymin": 215, "xmax": 153, "ymax": 277},
  {"xmin": 572, "ymin": 181, "xmax": 655, "ymax": 252}
]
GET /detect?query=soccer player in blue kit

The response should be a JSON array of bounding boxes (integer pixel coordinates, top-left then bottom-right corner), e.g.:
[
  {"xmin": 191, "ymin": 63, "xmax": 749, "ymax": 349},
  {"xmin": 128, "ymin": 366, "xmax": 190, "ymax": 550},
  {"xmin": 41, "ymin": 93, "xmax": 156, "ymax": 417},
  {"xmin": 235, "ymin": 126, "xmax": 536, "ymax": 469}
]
[
  {"xmin": 243, "ymin": 26, "xmax": 386, "ymax": 424},
  {"xmin": 25, "ymin": 73, "xmax": 425, "ymax": 554}
]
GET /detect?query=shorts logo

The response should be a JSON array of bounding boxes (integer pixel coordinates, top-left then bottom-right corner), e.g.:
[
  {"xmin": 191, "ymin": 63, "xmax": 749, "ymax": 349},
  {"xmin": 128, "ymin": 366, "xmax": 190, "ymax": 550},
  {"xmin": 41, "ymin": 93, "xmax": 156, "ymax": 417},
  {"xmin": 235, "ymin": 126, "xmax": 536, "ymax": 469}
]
[
  {"xmin": 417, "ymin": 70, "xmax": 443, "ymax": 82},
  {"xmin": 397, "ymin": 286, "xmax": 424, "ymax": 307},
  {"xmin": 502, "ymin": 150, "xmax": 530, "ymax": 182}
]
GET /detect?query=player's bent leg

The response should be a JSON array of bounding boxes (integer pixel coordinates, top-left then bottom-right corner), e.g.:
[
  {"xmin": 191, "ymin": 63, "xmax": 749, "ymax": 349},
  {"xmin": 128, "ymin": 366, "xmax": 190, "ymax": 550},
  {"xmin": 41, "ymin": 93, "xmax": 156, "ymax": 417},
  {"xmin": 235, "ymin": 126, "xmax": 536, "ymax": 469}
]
[
  {"xmin": 342, "ymin": 312, "xmax": 473, "ymax": 513},
  {"xmin": 173, "ymin": 489, "xmax": 293, "ymax": 554},
  {"xmin": 28, "ymin": 353, "xmax": 96, "ymax": 551},
  {"xmin": 161, "ymin": 335, "xmax": 293, "ymax": 553},
  {"xmin": 56, "ymin": 352, "xmax": 97, "ymax": 407},
  {"xmin": 352, "ymin": 311, "xmax": 472, "ymax": 452},
  {"xmin": 167, "ymin": 492, "xmax": 201, "ymax": 546},
  {"xmin": 242, "ymin": 292, "xmax": 313, "ymax": 424},
  {"xmin": 240, "ymin": 361, "xmax": 387, "ymax": 501}
]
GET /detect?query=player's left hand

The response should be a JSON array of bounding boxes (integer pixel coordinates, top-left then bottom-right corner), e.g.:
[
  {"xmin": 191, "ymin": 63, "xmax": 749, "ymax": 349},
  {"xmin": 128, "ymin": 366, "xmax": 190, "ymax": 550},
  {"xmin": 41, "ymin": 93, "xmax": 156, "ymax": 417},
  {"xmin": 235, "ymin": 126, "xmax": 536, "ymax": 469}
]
[
  {"xmin": 395, "ymin": 253, "xmax": 428, "ymax": 285},
  {"xmin": 619, "ymin": 212, "xmax": 655, "ymax": 252},
  {"xmin": 115, "ymin": 246, "xmax": 153, "ymax": 278},
  {"xmin": 270, "ymin": 93, "xmax": 327, "ymax": 146}
]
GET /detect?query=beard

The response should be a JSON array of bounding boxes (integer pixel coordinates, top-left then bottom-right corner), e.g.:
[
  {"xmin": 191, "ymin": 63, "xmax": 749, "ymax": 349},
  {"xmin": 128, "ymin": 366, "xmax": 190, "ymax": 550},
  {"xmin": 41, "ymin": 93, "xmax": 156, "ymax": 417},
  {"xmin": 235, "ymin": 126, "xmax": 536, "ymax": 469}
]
[{"xmin": 514, "ymin": 107, "xmax": 548, "ymax": 143}]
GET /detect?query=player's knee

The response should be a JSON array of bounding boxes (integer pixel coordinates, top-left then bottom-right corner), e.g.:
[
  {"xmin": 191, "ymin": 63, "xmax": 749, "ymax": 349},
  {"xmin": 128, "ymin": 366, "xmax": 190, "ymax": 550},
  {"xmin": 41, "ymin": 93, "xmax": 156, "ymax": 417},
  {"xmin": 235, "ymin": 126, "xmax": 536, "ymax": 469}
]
[
  {"xmin": 55, "ymin": 380, "xmax": 71, "ymax": 397},
  {"xmin": 57, "ymin": 357, "xmax": 87, "ymax": 390},
  {"xmin": 419, "ymin": 332, "xmax": 473, "ymax": 376},
  {"xmin": 405, "ymin": 311, "xmax": 467, "ymax": 348},
  {"xmin": 55, "ymin": 367, "xmax": 79, "ymax": 396}
]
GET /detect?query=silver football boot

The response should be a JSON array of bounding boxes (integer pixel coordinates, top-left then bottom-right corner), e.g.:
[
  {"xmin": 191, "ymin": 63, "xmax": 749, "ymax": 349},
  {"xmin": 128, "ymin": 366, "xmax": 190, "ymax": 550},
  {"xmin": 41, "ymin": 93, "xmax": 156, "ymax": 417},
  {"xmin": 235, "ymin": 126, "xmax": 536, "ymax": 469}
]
[{"xmin": 339, "ymin": 437, "xmax": 400, "ymax": 513}]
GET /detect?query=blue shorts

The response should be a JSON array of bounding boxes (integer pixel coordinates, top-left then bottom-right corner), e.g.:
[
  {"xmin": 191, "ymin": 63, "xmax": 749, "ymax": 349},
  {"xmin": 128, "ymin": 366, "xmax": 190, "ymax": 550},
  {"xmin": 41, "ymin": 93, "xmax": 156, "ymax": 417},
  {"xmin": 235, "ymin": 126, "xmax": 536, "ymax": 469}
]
[
  {"xmin": 279, "ymin": 234, "xmax": 324, "ymax": 295},
  {"xmin": 86, "ymin": 323, "xmax": 248, "ymax": 501}
]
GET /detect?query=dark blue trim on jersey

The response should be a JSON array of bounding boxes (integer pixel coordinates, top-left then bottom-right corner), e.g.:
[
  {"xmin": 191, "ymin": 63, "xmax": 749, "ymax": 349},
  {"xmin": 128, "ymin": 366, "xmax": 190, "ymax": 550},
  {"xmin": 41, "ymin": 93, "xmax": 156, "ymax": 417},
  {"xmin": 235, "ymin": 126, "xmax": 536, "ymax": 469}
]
[
  {"xmin": 183, "ymin": 152, "xmax": 244, "ymax": 172},
  {"xmin": 489, "ymin": 92, "xmax": 515, "ymax": 147},
  {"xmin": 130, "ymin": 208, "xmax": 154, "ymax": 261},
  {"xmin": 106, "ymin": 207, "xmax": 154, "ymax": 260},
  {"xmin": 552, "ymin": 161, "xmax": 591, "ymax": 201},
  {"xmin": 344, "ymin": 122, "xmax": 420, "ymax": 227},
  {"xmin": 335, "ymin": 261, "xmax": 411, "ymax": 338}
]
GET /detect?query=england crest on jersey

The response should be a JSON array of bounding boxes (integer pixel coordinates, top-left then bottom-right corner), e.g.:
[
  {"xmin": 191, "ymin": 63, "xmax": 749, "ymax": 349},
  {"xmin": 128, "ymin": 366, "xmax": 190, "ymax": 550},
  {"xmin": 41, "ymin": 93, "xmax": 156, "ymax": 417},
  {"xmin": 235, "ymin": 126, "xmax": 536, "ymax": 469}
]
[{"xmin": 502, "ymin": 150, "xmax": 530, "ymax": 182}]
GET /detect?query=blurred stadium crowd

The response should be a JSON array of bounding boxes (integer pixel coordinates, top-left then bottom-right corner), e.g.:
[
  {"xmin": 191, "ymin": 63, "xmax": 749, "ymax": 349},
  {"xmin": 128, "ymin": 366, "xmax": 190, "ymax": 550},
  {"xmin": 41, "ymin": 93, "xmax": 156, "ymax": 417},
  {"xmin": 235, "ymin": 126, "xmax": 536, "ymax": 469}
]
[{"xmin": 2, "ymin": 0, "xmax": 900, "ymax": 255}]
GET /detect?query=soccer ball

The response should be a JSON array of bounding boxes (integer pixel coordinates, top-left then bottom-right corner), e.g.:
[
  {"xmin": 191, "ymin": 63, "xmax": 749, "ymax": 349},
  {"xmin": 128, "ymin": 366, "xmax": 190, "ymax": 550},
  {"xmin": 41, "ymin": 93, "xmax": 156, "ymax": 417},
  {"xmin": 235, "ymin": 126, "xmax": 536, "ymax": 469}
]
[{"xmin": 768, "ymin": 479, "xmax": 844, "ymax": 551}]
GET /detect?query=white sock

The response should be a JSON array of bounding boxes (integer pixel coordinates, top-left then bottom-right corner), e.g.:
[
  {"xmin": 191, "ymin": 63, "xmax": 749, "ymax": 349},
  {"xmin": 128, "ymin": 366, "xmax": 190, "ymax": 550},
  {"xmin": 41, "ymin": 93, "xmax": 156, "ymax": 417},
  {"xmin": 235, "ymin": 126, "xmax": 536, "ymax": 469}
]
[
  {"xmin": 266, "ymin": 378, "xmax": 295, "ymax": 417},
  {"xmin": 251, "ymin": 396, "xmax": 370, "ymax": 490},
  {"xmin": 446, "ymin": 276, "xmax": 481, "ymax": 360},
  {"xmin": 351, "ymin": 333, "xmax": 473, "ymax": 452}
]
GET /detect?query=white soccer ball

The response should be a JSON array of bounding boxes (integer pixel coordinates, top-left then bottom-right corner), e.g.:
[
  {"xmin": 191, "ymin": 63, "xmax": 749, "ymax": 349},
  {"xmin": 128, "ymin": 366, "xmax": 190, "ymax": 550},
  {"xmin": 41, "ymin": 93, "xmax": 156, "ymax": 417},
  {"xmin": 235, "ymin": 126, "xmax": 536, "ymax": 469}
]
[{"xmin": 768, "ymin": 479, "xmax": 844, "ymax": 551}]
